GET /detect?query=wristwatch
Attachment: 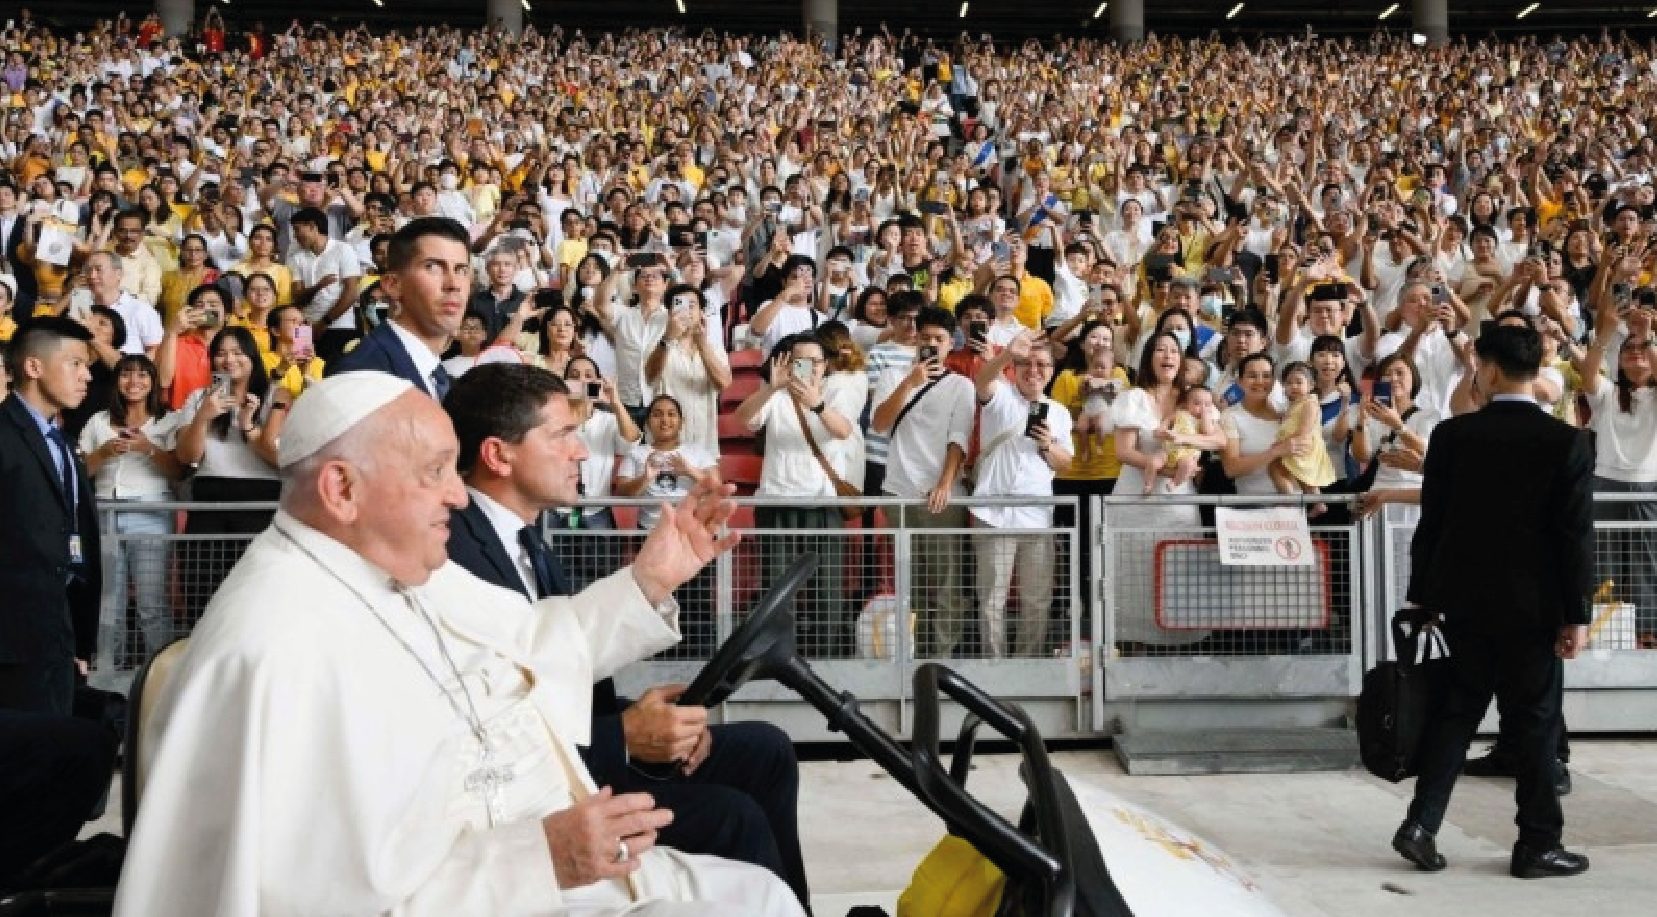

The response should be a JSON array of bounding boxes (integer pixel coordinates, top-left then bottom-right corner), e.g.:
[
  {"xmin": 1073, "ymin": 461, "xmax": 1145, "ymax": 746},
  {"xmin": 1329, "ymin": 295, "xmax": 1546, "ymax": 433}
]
[{"xmin": 810, "ymin": 400, "xmax": 826, "ymax": 414}]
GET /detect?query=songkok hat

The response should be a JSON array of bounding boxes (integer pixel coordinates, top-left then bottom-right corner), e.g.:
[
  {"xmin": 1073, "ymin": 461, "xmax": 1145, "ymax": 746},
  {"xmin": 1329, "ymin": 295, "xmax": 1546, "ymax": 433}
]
[{"xmin": 277, "ymin": 371, "xmax": 412, "ymax": 469}]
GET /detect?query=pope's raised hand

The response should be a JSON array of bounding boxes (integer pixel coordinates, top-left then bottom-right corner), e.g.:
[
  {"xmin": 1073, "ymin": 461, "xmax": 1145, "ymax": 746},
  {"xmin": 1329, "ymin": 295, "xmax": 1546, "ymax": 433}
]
[{"xmin": 631, "ymin": 479, "xmax": 741, "ymax": 605}]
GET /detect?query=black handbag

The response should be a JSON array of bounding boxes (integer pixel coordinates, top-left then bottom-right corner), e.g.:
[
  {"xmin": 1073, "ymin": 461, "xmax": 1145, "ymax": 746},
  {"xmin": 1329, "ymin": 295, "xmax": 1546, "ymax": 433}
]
[{"xmin": 1356, "ymin": 609, "xmax": 1450, "ymax": 783}]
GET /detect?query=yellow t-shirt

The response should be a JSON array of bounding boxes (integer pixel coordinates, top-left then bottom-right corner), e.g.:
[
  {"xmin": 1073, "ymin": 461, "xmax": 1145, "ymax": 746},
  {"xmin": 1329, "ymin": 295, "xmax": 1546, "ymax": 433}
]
[
  {"xmin": 262, "ymin": 351, "xmax": 326, "ymax": 399},
  {"xmin": 1051, "ymin": 367, "xmax": 1129, "ymax": 481},
  {"xmin": 1014, "ymin": 274, "xmax": 1055, "ymax": 331}
]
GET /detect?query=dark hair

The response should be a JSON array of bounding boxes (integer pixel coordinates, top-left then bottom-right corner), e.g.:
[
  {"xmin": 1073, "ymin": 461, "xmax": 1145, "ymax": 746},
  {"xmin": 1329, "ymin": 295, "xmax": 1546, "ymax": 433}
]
[
  {"xmin": 207, "ymin": 325, "xmax": 269, "ymax": 440},
  {"xmin": 1470, "ymin": 322, "xmax": 1543, "ymax": 387},
  {"xmin": 1150, "ymin": 307, "xmax": 1201, "ymax": 358},
  {"xmin": 851, "ymin": 286, "xmax": 889, "ymax": 323},
  {"xmin": 1136, "ymin": 331, "xmax": 1184, "ymax": 389},
  {"xmin": 89, "ymin": 304, "xmax": 128, "ymax": 351},
  {"xmin": 4, "ymin": 316, "xmax": 94, "ymax": 381},
  {"xmin": 384, "ymin": 217, "xmax": 470, "ymax": 273},
  {"xmin": 443, "ymin": 362, "xmax": 570, "ymax": 477},
  {"xmin": 953, "ymin": 293, "xmax": 992, "ymax": 320},
  {"xmin": 914, "ymin": 305, "xmax": 957, "ymax": 336},
  {"xmin": 289, "ymin": 206, "xmax": 329, "ymax": 234},
  {"xmin": 1374, "ymin": 353, "xmax": 1422, "ymax": 399},
  {"xmin": 1308, "ymin": 334, "xmax": 1356, "ymax": 392},
  {"xmin": 109, "ymin": 354, "xmax": 166, "ymax": 425},
  {"xmin": 186, "ymin": 281, "xmax": 227, "ymax": 311},
  {"xmin": 886, "ymin": 289, "xmax": 926, "ymax": 317},
  {"xmin": 242, "ymin": 270, "xmax": 277, "ymax": 298},
  {"xmin": 1060, "ymin": 319, "xmax": 1115, "ymax": 374},
  {"xmin": 1280, "ymin": 359, "xmax": 1315, "ymax": 386},
  {"xmin": 644, "ymin": 393, "xmax": 685, "ymax": 444},
  {"xmin": 538, "ymin": 304, "xmax": 583, "ymax": 355},
  {"xmin": 266, "ymin": 304, "xmax": 303, "ymax": 334}
]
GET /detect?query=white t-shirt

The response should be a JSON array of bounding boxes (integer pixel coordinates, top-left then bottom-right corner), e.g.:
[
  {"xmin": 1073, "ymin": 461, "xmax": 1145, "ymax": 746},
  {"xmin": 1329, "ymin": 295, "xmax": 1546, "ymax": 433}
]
[
  {"xmin": 575, "ymin": 408, "xmax": 640, "ymax": 500},
  {"xmin": 1585, "ymin": 384, "xmax": 1657, "ymax": 483},
  {"xmin": 618, "ymin": 441, "xmax": 716, "ymax": 528},
  {"xmin": 1373, "ymin": 329, "xmax": 1461, "ymax": 419},
  {"xmin": 1361, "ymin": 405, "xmax": 1440, "ymax": 490},
  {"xmin": 287, "ymin": 239, "xmax": 363, "ymax": 329},
  {"xmin": 180, "ymin": 388, "xmax": 279, "ymax": 482},
  {"xmin": 873, "ymin": 369, "xmax": 976, "ymax": 499},
  {"xmin": 110, "ymin": 293, "xmax": 164, "ymax": 355},
  {"xmin": 610, "ymin": 304, "xmax": 670, "ymax": 407},
  {"xmin": 749, "ymin": 386, "xmax": 861, "ymax": 498},
  {"xmin": 970, "ymin": 381, "xmax": 1073, "ymax": 529},
  {"xmin": 1221, "ymin": 406, "xmax": 1284, "ymax": 495},
  {"xmin": 755, "ymin": 301, "xmax": 820, "ymax": 357},
  {"xmin": 78, "ymin": 409, "xmax": 184, "ymax": 499}
]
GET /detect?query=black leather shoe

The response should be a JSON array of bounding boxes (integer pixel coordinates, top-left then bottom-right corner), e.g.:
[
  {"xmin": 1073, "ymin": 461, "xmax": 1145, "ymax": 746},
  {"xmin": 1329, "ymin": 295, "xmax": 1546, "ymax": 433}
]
[
  {"xmin": 1462, "ymin": 748, "xmax": 1518, "ymax": 778},
  {"xmin": 1511, "ymin": 844, "xmax": 1589, "ymax": 879},
  {"xmin": 1392, "ymin": 821, "xmax": 1447, "ymax": 872},
  {"xmin": 1555, "ymin": 761, "xmax": 1572, "ymax": 797}
]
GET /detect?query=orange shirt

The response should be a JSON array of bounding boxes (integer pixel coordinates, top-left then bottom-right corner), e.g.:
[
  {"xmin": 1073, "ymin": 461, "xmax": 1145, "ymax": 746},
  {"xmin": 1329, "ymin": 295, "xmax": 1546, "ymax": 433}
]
[{"xmin": 168, "ymin": 334, "xmax": 212, "ymax": 412}]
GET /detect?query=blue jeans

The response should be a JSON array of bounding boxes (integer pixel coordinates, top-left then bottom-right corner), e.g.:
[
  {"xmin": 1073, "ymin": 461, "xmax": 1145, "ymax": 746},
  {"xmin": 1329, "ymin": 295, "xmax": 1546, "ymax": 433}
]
[{"xmin": 99, "ymin": 496, "xmax": 174, "ymax": 666}]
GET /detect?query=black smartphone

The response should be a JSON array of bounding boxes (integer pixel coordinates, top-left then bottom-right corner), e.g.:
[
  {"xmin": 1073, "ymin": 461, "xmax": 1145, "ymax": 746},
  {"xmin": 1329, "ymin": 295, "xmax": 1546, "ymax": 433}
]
[
  {"xmin": 1613, "ymin": 281, "xmax": 1634, "ymax": 309},
  {"xmin": 695, "ymin": 230, "xmax": 710, "ymax": 249},
  {"xmin": 917, "ymin": 344, "xmax": 939, "ymax": 367},
  {"xmin": 1264, "ymin": 253, "xmax": 1280, "ymax": 285},
  {"xmin": 625, "ymin": 252, "xmax": 657, "ymax": 269},
  {"xmin": 1373, "ymin": 379, "xmax": 1393, "ymax": 409},
  {"xmin": 1311, "ymin": 282, "xmax": 1348, "ymax": 301},
  {"xmin": 585, "ymin": 381, "xmax": 603, "ymax": 399},
  {"xmin": 968, "ymin": 321, "xmax": 987, "ymax": 346},
  {"xmin": 1024, "ymin": 401, "xmax": 1050, "ymax": 437},
  {"xmin": 1639, "ymin": 290, "xmax": 1657, "ymax": 308},
  {"xmin": 1367, "ymin": 214, "xmax": 1381, "ymax": 234},
  {"xmin": 921, "ymin": 200, "xmax": 949, "ymax": 216}
]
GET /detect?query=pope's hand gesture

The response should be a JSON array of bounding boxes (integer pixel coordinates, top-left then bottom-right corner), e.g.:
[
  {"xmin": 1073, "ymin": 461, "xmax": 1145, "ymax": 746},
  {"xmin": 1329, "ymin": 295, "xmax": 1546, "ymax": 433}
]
[{"xmin": 631, "ymin": 479, "xmax": 741, "ymax": 605}]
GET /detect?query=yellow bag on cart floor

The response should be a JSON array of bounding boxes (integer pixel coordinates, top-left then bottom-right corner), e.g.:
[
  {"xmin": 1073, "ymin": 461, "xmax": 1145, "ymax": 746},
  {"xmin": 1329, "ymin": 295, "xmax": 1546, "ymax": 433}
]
[{"xmin": 896, "ymin": 834, "xmax": 1005, "ymax": 917}]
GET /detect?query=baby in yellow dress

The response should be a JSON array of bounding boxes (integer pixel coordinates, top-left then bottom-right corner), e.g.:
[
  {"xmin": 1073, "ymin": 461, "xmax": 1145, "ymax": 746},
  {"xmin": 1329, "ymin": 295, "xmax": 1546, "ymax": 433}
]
[
  {"xmin": 1157, "ymin": 385, "xmax": 1213, "ymax": 493},
  {"xmin": 1270, "ymin": 362, "xmax": 1336, "ymax": 511}
]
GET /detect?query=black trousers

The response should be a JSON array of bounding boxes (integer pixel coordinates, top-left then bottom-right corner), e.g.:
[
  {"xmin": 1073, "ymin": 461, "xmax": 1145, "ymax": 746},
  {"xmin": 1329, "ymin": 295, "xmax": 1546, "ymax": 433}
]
[
  {"xmin": 181, "ymin": 477, "xmax": 280, "ymax": 624},
  {"xmin": 1408, "ymin": 624, "xmax": 1566, "ymax": 849},
  {"xmin": 608, "ymin": 721, "xmax": 808, "ymax": 907},
  {"xmin": 0, "ymin": 710, "xmax": 117, "ymax": 885}
]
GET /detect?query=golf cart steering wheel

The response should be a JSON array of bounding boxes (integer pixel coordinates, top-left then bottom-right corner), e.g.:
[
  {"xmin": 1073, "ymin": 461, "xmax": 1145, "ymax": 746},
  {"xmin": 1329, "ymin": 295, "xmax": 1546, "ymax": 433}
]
[{"xmin": 678, "ymin": 553, "xmax": 819, "ymax": 707}]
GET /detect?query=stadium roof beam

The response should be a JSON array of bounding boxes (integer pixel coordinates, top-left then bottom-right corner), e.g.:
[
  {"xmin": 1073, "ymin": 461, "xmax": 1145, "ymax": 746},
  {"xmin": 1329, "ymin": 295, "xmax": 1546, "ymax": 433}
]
[{"xmin": 1414, "ymin": 0, "xmax": 1449, "ymax": 45}]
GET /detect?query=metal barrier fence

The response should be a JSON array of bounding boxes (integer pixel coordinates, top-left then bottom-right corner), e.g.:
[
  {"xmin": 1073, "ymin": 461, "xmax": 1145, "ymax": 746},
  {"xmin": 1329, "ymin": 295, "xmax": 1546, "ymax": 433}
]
[
  {"xmin": 90, "ymin": 495, "xmax": 1082, "ymax": 682},
  {"xmin": 88, "ymin": 492, "xmax": 1657, "ymax": 735},
  {"xmin": 1093, "ymin": 494, "xmax": 1365, "ymax": 718}
]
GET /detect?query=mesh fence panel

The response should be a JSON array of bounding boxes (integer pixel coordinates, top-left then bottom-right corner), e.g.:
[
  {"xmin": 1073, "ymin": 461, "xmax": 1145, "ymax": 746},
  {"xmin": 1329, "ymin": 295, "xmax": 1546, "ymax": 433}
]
[
  {"xmin": 1590, "ymin": 523, "xmax": 1657, "ymax": 650},
  {"xmin": 1106, "ymin": 520, "xmax": 1356, "ymax": 659}
]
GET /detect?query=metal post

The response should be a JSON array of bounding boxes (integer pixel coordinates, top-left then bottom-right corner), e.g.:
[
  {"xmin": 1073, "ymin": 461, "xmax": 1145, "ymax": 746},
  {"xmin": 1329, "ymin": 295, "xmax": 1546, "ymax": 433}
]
[
  {"xmin": 1412, "ymin": 0, "xmax": 1449, "ymax": 47},
  {"xmin": 894, "ymin": 503, "xmax": 912, "ymax": 734},
  {"xmin": 1110, "ymin": 0, "xmax": 1146, "ymax": 45},
  {"xmin": 486, "ymin": 0, "xmax": 525, "ymax": 37},
  {"xmin": 156, "ymin": 0, "xmax": 194, "ymax": 36},
  {"xmin": 803, "ymin": 0, "xmax": 838, "ymax": 54}
]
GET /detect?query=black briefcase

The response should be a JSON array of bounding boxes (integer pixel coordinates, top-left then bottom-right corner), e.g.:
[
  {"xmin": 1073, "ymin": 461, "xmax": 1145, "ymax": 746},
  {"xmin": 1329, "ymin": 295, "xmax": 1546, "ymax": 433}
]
[{"xmin": 1356, "ymin": 610, "xmax": 1449, "ymax": 783}]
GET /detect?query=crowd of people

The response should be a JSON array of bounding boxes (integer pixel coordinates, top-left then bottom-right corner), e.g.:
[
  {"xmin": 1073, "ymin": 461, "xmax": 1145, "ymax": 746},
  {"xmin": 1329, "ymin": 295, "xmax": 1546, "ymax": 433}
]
[{"xmin": 5, "ymin": 11, "xmax": 1657, "ymax": 672}]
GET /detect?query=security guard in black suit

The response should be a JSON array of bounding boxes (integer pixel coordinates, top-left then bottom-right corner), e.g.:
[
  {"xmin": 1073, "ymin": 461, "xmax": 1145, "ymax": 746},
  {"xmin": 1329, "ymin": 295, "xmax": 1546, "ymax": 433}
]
[
  {"xmin": 1392, "ymin": 322, "xmax": 1594, "ymax": 880},
  {"xmin": 440, "ymin": 362, "xmax": 809, "ymax": 907},
  {"xmin": 0, "ymin": 318, "xmax": 103, "ymax": 714}
]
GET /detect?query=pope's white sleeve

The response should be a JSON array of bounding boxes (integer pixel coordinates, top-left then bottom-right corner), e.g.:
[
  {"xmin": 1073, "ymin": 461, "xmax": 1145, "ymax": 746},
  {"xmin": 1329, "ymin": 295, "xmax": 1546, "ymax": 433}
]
[{"xmin": 526, "ymin": 567, "xmax": 681, "ymax": 679}]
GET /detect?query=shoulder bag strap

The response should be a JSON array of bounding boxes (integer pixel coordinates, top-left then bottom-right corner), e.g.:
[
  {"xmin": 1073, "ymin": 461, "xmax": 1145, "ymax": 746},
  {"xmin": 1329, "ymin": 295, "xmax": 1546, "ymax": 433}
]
[
  {"xmin": 890, "ymin": 376, "xmax": 943, "ymax": 435},
  {"xmin": 791, "ymin": 397, "xmax": 854, "ymax": 492}
]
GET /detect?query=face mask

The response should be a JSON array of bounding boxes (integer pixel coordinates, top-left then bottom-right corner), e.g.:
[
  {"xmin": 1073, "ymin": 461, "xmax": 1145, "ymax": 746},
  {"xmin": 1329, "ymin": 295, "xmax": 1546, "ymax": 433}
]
[
  {"xmin": 439, "ymin": 173, "xmax": 459, "ymax": 190},
  {"xmin": 1199, "ymin": 294, "xmax": 1224, "ymax": 319},
  {"xmin": 1171, "ymin": 329, "xmax": 1191, "ymax": 351},
  {"xmin": 512, "ymin": 268, "xmax": 538, "ymax": 293}
]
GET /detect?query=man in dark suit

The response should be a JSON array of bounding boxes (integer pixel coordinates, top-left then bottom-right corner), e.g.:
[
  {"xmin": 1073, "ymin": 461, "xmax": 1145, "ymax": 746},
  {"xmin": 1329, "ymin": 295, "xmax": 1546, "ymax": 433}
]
[
  {"xmin": 0, "ymin": 318, "xmax": 103, "ymax": 714},
  {"xmin": 442, "ymin": 363, "xmax": 809, "ymax": 906},
  {"xmin": 328, "ymin": 217, "xmax": 470, "ymax": 400},
  {"xmin": 1393, "ymin": 323, "xmax": 1594, "ymax": 880}
]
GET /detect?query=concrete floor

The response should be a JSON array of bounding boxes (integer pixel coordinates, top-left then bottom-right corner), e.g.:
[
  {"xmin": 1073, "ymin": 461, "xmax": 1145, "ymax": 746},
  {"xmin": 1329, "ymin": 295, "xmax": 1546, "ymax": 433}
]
[
  {"xmin": 89, "ymin": 739, "xmax": 1657, "ymax": 915},
  {"xmin": 799, "ymin": 739, "xmax": 1657, "ymax": 917}
]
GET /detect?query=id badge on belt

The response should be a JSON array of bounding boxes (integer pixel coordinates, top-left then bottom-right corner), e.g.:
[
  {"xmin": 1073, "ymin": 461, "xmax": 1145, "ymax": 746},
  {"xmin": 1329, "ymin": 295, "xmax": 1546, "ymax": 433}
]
[{"xmin": 68, "ymin": 534, "xmax": 85, "ymax": 566}]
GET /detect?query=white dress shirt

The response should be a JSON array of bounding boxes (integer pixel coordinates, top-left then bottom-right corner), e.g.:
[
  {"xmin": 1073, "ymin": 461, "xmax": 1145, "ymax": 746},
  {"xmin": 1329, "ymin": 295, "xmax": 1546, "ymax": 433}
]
[{"xmin": 467, "ymin": 486, "xmax": 539, "ymax": 600}]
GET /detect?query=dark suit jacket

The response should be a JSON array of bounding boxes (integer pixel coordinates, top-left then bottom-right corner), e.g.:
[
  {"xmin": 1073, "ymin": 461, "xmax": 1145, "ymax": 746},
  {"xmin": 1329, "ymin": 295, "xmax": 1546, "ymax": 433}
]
[
  {"xmin": 445, "ymin": 499, "xmax": 629, "ymax": 777},
  {"xmin": 324, "ymin": 322, "xmax": 428, "ymax": 391},
  {"xmin": 0, "ymin": 395, "xmax": 102, "ymax": 665},
  {"xmin": 1407, "ymin": 399, "xmax": 1595, "ymax": 633},
  {"xmin": 2, "ymin": 214, "xmax": 37, "ymax": 316}
]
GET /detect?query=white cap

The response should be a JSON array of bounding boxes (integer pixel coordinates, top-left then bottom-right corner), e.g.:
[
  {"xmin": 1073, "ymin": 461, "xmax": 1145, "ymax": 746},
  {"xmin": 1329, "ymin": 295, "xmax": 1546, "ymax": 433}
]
[{"xmin": 277, "ymin": 371, "xmax": 413, "ymax": 469}]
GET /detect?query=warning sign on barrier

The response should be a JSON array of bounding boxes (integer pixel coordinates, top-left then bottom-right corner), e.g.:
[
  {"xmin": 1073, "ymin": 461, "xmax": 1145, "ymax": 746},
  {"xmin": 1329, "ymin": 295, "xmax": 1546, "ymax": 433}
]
[{"xmin": 1213, "ymin": 507, "xmax": 1315, "ymax": 567}]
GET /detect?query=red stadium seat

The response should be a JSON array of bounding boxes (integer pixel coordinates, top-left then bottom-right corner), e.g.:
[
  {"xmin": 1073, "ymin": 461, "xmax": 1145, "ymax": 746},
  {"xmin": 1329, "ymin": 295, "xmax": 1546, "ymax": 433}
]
[
  {"xmin": 719, "ymin": 452, "xmax": 765, "ymax": 493},
  {"xmin": 718, "ymin": 413, "xmax": 754, "ymax": 443},
  {"xmin": 721, "ymin": 372, "xmax": 764, "ymax": 407},
  {"xmin": 729, "ymin": 348, "xmax": 766, "ymax": 370}
]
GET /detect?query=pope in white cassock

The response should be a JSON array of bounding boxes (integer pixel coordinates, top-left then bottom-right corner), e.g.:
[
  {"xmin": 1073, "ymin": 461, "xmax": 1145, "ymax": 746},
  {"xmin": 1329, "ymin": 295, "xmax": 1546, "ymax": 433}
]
[{"xmin": 113, "ymin": 372, "xmax": 804, "ymax": 916}]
